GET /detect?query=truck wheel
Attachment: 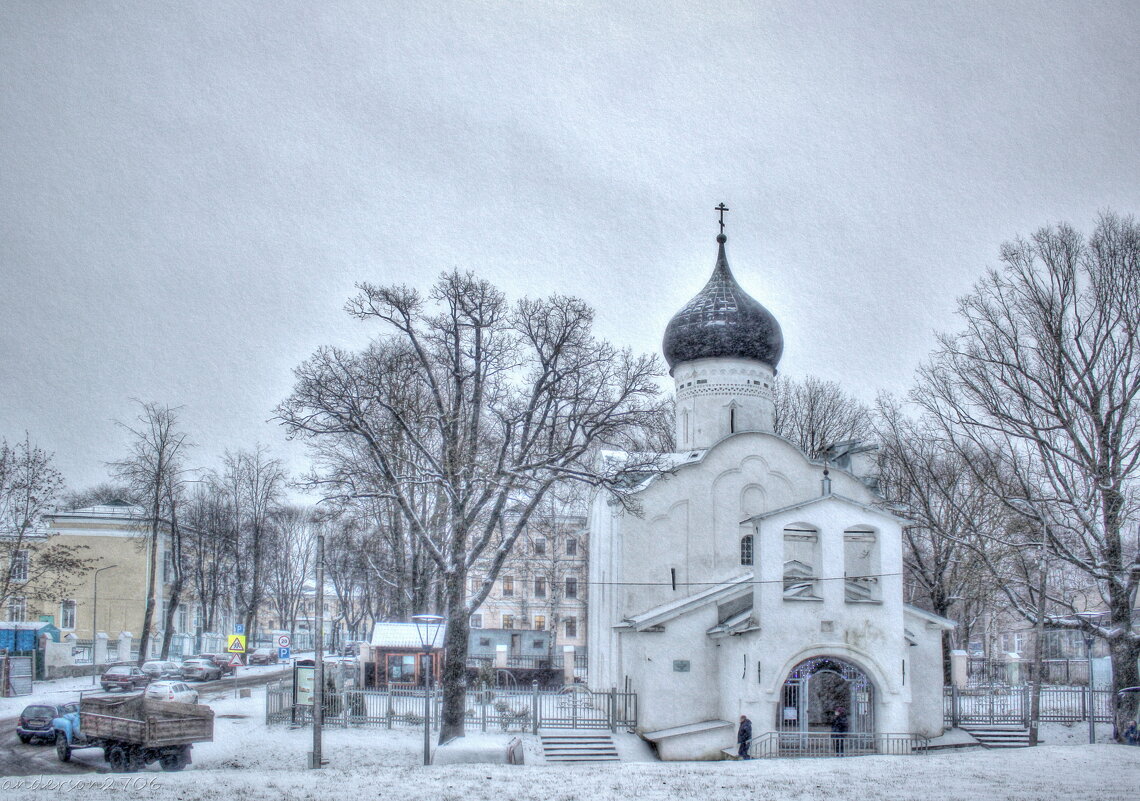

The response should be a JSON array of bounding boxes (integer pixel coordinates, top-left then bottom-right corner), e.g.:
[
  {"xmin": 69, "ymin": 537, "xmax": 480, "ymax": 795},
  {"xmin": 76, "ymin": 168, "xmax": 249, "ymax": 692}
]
[
  {"xmin": 125, "ymin": 747, "xmax": 143, "ymax": 772},
  {"xmin": 55, "ymin": 732, "xmax": 71, "ymax": 762},
  {"xmin": 159, "ymin": 752, "xmax": 185, "ymax": 771},
  {"xmin": 108, "ymin": 745, "xmax": 128, "ymax": 772}
]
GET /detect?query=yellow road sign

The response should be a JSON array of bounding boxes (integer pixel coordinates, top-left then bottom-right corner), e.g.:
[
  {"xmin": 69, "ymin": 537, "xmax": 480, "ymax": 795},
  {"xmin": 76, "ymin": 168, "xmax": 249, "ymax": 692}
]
[{"xmin": 227, "ymin": 634, "xmax": 247, "ymax": 653}]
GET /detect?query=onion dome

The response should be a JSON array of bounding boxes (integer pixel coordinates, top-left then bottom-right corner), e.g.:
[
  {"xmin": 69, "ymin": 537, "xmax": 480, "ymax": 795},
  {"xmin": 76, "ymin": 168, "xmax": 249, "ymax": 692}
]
[{"xmin": 662, "ymin": 233, "xmax": 783, "ymax": 373}]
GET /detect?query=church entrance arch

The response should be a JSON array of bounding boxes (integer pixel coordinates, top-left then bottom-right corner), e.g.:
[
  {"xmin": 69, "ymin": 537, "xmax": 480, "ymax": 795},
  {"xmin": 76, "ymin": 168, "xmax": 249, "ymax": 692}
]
[{"xmin": 779, "ymin": 656, "xmax": 874, "ymax": 737}]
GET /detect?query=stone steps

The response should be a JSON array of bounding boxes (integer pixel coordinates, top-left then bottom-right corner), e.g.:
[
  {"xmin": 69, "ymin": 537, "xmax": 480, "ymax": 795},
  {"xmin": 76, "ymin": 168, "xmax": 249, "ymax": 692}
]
[
  {"xmin": 962, "ymin": 725, "xmax": 1033, "ymax": 748},
  {"xmin": 540, "ymin": 732, "xmax": 621, "ymax": 763}
]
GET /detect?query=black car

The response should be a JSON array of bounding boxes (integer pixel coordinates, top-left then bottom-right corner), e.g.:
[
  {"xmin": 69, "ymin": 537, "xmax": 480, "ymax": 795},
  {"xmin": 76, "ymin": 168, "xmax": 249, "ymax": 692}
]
[{"xmin": 18, "ymin": 701, "xmax": 78, "ymax": 744}]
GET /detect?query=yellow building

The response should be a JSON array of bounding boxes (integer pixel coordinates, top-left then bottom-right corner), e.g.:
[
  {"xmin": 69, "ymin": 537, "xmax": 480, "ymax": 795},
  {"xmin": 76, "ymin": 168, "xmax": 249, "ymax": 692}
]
[{"xmin": 35, "ymin": 500, "xmax": 182, "ymax": 654}]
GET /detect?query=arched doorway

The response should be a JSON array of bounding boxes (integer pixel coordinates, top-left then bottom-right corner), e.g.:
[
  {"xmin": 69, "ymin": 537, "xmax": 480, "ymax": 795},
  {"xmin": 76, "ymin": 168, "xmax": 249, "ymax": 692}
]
[{"xmin": 779, "ymin": 656, "xmax": 874, "ymax": 738}]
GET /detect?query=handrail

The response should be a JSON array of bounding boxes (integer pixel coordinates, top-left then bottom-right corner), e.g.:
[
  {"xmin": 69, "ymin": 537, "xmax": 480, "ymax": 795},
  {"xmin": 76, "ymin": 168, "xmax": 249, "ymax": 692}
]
[{"xmin": 746, "ymin": 730, "xmax": 930, "ymax": 758}]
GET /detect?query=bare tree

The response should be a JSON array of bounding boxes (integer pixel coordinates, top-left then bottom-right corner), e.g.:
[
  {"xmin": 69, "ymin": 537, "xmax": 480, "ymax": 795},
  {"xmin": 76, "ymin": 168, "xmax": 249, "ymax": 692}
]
[
  {"xmin": 264, "ymin": 505, "xmax": 315, "ymax": 638},
  {"xmin": 773, "ymin": 375, "xmax": 873, "ymax": 459},
  {"xmin": 110, "ymin": 402, "xmax": 190, "ymax": 663},
  {"xmin": 874, "ymin": 397, "xmax": 1010, "ymax": 680},
  {"xmin": 220, "ymin": 447, "xmax": 286, "ymax": 640},
  {"xmin": 278, "ymin": 270, "xmax": 668, "ymax": 740},
  {"xmin": 0, "ymin": 434, "xmax": 89, "ymax": 616},
  {"xmin": 917, "ymin": 212, "xmax": 1140, "ymax": 737},
  {"xmin": 183, "ymin": 480, "xmax": 233, "ymax": 649}
]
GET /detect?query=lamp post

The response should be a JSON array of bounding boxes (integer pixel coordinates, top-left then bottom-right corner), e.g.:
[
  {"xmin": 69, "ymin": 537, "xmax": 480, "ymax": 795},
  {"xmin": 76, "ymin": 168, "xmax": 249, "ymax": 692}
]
[
  {"xmin": 91, "ymin": 564, "xmax": 119, "ymax": 685},
  {"xmin": 412, "ymin": 614, "xmax": 444, "ymax": 766},
  {"xmin": 1074, "ymin": 610, "xmax": 1106, "ymax": 745}
]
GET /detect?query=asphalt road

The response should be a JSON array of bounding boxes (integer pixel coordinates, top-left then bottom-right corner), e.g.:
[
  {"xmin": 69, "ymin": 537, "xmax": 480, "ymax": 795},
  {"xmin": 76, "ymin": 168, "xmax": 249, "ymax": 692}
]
[{"xmin": 0, "ymin": 667, "xmax": 288, "ymax": 777}]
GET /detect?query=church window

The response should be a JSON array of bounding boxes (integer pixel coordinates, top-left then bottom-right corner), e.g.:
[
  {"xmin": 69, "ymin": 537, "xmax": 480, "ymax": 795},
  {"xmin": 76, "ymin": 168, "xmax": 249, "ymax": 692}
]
[
  {"xmin": 670, "ymin": 567, "xmax": 677, "ymax": 591},
  {"xmin": 844, "ymin": 527, "xmax": 880, "ymax": 602},
  {"xmin": 696, "ymin": 379, "xmax": 707, "ymax": 385},
  {"xmin": 729, "ymin": 405, "xmax": 736, "ymax": 433},
  {"xmin": 682, "ymin": 409, "xmax": 690, "ymax": 445},
  {"xmin": 782, "ymin": 524, "xmax": 820, "ymax": 599},
  {"xmin": 740, "ymin": 534, "xmax": 754, "ymax": 566}
]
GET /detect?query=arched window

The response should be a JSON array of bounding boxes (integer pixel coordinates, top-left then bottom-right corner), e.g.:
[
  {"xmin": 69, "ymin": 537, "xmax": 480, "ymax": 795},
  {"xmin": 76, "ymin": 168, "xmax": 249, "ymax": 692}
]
[{"xmin": 740, "ymin": 534, "xmax": 754, "ymax": 566}]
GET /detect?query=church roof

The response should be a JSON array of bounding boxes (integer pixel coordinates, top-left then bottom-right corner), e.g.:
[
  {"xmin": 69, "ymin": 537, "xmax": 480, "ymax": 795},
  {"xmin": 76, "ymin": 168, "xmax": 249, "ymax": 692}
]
[
  {"xmin": 661, "ymin": 234, "xmax": 783, "ymax": 373},
  {"xmin": 741, "ymin": 492, "xmax": 912, "ymax": 526}
]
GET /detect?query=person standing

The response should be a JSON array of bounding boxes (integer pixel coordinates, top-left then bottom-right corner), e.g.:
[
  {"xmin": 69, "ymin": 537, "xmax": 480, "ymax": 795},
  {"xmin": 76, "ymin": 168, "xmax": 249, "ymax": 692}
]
[
  {"xmin": 737, "ymin": 714, "xmax": 753, "ymax": 759},
  {"xmin": 831, "ymin": 706, "xmax": 849, "ymax": 756}
]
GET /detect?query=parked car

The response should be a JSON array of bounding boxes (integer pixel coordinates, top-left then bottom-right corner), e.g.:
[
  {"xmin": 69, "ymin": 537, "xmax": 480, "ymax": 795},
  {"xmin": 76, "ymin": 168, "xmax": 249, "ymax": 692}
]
[
  {"xmin": 180, "ymin": 658, "xmax": 222, "ymax": 682},
  {"xmin": 144, "ymin": 680, "xmax": 199, "ymax": 704},
  {"xmin": 197, "ymin": 653, "xmax": 236, "ymax": 676},
  {"xmin": 100, "ymin": 664, "xmax": 151, "ymax": 692},
  {"xmin": 248, "ymin": 647, "xmax": 278, "ymax": 666},
  {"xmin": 341, "ymin": 640, "xmax": 368, "ymax": 657},
  {"xmin": 141, "ymin": 660, "xmax": 183, "ymax": 680},
  {"xmin": 18, "ymin": 702, "xmax": 78, "ymax": 744}
]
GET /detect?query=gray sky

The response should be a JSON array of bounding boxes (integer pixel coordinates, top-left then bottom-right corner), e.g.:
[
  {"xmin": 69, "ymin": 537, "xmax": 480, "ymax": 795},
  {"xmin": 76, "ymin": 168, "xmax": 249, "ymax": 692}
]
[{"xmin": 2, "ymin": 1, "xmax": 1138, "ymax": 496}]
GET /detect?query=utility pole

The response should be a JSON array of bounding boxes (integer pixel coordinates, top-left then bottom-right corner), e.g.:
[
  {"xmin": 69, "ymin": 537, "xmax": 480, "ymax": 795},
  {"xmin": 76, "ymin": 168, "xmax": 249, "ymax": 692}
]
[{"xmin": 311, "ymin": 530, "xmax": 325, "ymax": 769}]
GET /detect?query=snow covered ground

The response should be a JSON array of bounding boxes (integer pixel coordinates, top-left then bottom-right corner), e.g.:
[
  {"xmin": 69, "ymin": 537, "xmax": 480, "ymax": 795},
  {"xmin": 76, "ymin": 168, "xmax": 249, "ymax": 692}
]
[{"xmin": 2, "ymin": 685, "xmax": 1137, "ymax": 800}]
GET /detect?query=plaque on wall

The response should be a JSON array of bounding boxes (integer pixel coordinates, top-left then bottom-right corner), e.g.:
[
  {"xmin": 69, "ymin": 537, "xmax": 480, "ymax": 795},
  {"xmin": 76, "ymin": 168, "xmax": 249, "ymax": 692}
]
[{"xmin": 673, "ymin": 660, "xmax": 690, "ymax": 672}]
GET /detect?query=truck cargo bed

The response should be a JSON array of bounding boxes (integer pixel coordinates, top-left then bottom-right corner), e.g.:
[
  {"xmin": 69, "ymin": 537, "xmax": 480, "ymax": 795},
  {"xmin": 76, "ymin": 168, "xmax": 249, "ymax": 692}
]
[{"xmin": 80, "ymin": 694, "xmax": 214, "ymax": 747}]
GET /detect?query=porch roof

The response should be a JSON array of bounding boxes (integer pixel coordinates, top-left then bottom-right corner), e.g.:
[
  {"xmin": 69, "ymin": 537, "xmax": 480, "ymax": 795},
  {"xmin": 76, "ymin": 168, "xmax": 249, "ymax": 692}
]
[
  {"xmin": 616, "ymin": 573, "xmax": 753, "ymax": 632},
  {"xmin": 369, "ymin": 622, "xmax": 448, "ymax": 650}
]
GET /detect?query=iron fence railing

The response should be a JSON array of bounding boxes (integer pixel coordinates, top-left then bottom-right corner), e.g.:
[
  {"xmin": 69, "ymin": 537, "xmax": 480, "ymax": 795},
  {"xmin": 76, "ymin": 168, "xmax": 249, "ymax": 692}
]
[
  {"xmin": 266, "ymin": 682, "xmax": 635, "ymax": 732},
  {"xmin": 944, "ymin": 685, "xmax": 1114, "ymax": 726},
  {"xmin": 747, "ymin": 731, "xmax": 929, "ymax": 758}
]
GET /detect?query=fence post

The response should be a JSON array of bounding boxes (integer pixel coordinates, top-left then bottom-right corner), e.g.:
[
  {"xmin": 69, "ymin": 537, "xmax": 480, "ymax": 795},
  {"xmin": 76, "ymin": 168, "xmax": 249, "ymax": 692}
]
[
  {"xmin": 482, "ymin": 695, "xmax": 487, "ymax": 733},
  {"xmin": 951, "ymin": 686, "xmax": 959, "ymax": 729},
  {"xmin": 1021, "ymin": 685, "xmax": 1029, "ymax": 728},
  {"xmin": 532, "ymin": 680, "xmax": 540, "ymax": 735},
  {"xmin": 610, "ymin": 687, "xmax": 617, "ymax": 733}
]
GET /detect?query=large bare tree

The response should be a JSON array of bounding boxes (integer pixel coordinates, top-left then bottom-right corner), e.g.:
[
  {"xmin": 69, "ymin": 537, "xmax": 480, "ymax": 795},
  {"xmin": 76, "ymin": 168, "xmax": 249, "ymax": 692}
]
[
  {"xmin": 917, "ymin": 212, "xmax": 1140, "ymax": 737},
  {"xmin": 110, "ymin": 402, "xmax": 190, "ymax": 663},
  {"xmin": 278, "ymin": 270, "xmax": 667, "ymax": 740}
]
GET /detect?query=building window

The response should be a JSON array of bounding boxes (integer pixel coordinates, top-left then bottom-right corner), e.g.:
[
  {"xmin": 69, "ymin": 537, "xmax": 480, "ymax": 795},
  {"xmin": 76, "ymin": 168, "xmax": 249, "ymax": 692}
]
[
  {"xmin": 7, "ymin": 596, "xmax": 26, "ymax": 622},
  {"xmin": 163, "ymin": 550, "xmax": 174, "ymax": 583},
  {"xmin": 9, "ymin": 550, "xmax": 28, "ymax": 583},
  {"xmin": 534, "ymin": 538, "xmax": 546, "ymax": 555},
  {"xmin": 502, "ymin": 614, "xmax": 515, "ymax": 629},
  {"xmin": 844, "ymin": 527, "xmax": 880, "ymax": 602},
  {"xmin": 783, "ymin": 524, "xmax": 820, "ymax": 599},
  {"xmin": 193, "ymin": 605, "xmax": 202, "ymax": 630},
  {"xmin": 178, "ymin": 604, "xmax": 188, "ymax": 633},
  {"xmin": 534, "ymin": 614, "xmax": 545, "ymax": 631},
  {"xmin": 533, "ymin": 639, "xmax": 544, "ymax": 649},
  {"xmin": 564, "ymin": 616, "xmax": 577, "ymax": 638},
  {"xmin": 566, "ymin": 538, "xmax": 578, "ymax": 556},
  {"xmin": 479, "ymin": 637, "xmax": 491, "ymax": 647},
  {"xmin": 60, "ymin": 599, "xmax": 77, "ymax": 629},
  {"xmin": 470, "ymin": 613, "xmax": 483, "ymax": 628},
  {"xmin": 386, "ymin": 654, "xmax": 416, "ymax": 682},
  {"xmin": 565, "ymin": 577, "xmax": 578, "ymax": 599},
  {"xmin": 502, "ymin": 576, "xmax": 514, "ymax": 597},
  {"xmin": 740, "ymin": 534, "xmax": 754, "ymax": 566},
  {"xmin": 534, "ymin": 576, "xmax": 546, "ymax": 598}
]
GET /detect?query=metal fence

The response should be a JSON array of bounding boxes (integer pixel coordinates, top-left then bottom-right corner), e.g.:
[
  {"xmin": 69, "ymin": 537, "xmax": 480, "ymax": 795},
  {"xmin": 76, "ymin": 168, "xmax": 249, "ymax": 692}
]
[
  {"xmin": 966, "ymin": 657, "xmax": 1092, "ymax": 687},
  {"xmin": 266, "ymin": 681, "xmax": 635, "ymax": 732},
  {"xmin": 747, "ymin": 731, "xmax": 929, "ymax": 758},
  {"xmin": 944, "ymin": 685, "xmax": 1114, "ymax": 726}
]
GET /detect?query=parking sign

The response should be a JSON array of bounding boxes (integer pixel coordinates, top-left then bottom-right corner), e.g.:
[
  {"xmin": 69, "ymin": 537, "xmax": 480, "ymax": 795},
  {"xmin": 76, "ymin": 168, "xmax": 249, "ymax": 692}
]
[{"xmin": 278, "ymin": 646, "xmax": 291, "ymax": 660}]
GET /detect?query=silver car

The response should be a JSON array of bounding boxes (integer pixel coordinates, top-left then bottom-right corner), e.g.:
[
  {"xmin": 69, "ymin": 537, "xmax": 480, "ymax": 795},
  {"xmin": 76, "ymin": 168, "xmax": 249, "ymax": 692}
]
[
  {"xmin": 144, "ymin": 680, "xmax": 199, "ymax": 704},
  {"xmin": 141, "ymin": 660, "xmax": 183, "ymax": 680},
  {"xmin": 180, "ymin": 658, "xmax": 222, "ymax": 682}
]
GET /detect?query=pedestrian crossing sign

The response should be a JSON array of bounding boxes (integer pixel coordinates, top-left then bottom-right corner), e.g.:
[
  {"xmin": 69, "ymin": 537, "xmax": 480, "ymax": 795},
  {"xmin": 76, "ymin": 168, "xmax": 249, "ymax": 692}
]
[{"xmin": 227, "ymin": 634, "xmax": 247, "ymax": 653}]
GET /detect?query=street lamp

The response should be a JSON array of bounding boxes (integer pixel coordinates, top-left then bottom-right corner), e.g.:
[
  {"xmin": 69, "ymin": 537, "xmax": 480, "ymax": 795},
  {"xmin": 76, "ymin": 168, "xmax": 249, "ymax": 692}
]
[
  {"xmin": 1075, "ymin": 610, "xmax": 1107, "ymax": 744},
  {"xmin": 412, "ymin": 614, "xmax": 445, "ymax": 766},
  {"xmin": 91, "ymin": 564, "xmax": 119, "ymax": 685}
]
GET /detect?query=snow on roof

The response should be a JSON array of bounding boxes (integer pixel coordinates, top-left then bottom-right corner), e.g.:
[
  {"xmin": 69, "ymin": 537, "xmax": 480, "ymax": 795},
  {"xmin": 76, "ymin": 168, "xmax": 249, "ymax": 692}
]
[
  {"xmin": 369, "ymin": 622, "xmax": 447, "ymax": 649},
  {"xmin": 618, "ymin": 573, "xmax": 753, "ymax": 632},
  {"xmin": 742, "ymin": 492, "xmax": 912, "ymax": 526},
  {"xmin": 50, "ymin": 501, "xmax": 147, "ymax": 519},
  {"xmin": 903, "ymin": 604, "xmax": 957, "ymax": 629}
]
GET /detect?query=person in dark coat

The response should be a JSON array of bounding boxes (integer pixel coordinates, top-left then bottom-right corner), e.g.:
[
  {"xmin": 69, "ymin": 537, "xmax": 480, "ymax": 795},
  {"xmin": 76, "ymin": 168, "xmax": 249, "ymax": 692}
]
[
  {"xmin": 831, "ymin": 706, "xmax": 849, "ymax": 755},
  {"xmin": 737, "ymin": 714, "xmax": 753, "ymax": 759}
]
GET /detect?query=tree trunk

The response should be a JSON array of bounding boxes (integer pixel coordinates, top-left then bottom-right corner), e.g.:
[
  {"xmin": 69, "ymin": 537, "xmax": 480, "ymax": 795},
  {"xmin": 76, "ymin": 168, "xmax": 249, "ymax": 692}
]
[
  {"xmin": 439, "ymin": 571, "xmax": 470, "ymax": 743},
  {"xmin": 136, "ymin": 518, "xmax": 160, "ymax": 665},
  {"xmin": 1108, "ymin": 627, "xmax": 1140, "ymax": 740}
]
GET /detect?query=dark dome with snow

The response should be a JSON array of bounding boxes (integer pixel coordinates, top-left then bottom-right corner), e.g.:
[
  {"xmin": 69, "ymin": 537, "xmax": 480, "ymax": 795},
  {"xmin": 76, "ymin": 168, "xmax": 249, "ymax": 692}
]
[{"xmin": 662, "ymin": 234, "xmax": 783, "ymax": 373}]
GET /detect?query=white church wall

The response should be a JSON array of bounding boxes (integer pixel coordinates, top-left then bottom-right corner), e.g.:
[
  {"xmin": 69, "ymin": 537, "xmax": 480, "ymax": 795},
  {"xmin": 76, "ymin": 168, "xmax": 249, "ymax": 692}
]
[
  {"xmin": 906, "ymin": 616, "xmax": 949, "ymax": 737},
  {"xmin": 673, "ymin": 357, "xmax": 776, "ymax": 449},
  {"xmin": 621, "ymin": 608, "xmax": 720, "ymax": 731}
]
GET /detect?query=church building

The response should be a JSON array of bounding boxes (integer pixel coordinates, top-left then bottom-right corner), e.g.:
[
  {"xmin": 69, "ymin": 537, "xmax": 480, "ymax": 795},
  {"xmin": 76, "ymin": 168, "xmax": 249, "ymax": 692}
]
[{"xmin": 587, "ymin": 218, "xmax": 952, "ymax": 759}]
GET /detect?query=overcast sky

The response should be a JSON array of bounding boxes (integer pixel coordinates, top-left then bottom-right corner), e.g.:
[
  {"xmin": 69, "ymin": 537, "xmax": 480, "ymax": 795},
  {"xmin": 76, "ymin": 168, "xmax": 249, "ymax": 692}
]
[{"xmin": 2, "ymin": 1, "xmax": 1138, "ymax": 497}]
